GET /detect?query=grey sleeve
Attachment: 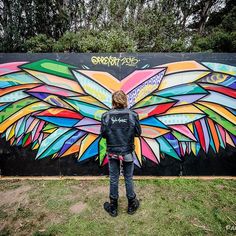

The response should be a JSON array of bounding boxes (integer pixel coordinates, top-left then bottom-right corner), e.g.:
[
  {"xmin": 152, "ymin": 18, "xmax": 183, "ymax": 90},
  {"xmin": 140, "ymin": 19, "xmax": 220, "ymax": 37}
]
[
  {"xmin": 134, "ymin": 114, "xmax": 141, "ymax": 137},
  {"xmin": 100, "ymin": 113, "xmax": 107, "ymax": 138}
]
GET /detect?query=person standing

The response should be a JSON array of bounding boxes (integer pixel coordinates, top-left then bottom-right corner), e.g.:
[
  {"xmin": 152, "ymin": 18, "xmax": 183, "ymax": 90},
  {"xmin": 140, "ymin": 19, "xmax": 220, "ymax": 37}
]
[{"xmin": 100, "ymin": 90, "xmax": 141, "ymax": 217}]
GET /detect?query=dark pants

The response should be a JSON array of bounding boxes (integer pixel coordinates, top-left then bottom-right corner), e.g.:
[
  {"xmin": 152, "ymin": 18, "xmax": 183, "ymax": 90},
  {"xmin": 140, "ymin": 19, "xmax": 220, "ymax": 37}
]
[{"xmin": 108, "ymin": 158, "xmax": 136, "ymax": 200}]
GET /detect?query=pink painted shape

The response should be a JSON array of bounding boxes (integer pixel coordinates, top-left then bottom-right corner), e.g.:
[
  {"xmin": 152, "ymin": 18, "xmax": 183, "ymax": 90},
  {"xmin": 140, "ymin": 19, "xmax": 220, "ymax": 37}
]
[
  {"xmin": 27, "ymin": 85, "xmax": 80, "ymax": 97},
  {"xmin": 33, "ymin": 121, "xmax": 45, "ymax": 142},
  {"xmin": 77, "ymin": 124, "xmax": 101, "ymax": 134},
  {"xmin": 169, "ymin": 125, "xmax": 197, "ymax": 141},
  {"xmin": 141, "ymin": 138, "xmax": 158, "ymax": 164},
  {"xmin": 102, "ymin": 156, "xmax": 109, "ymax": 166},
  {"xmin": 0, "ymin": 62, "xmax": 27, "ymax": 76},
  {"xmin": 75, "ymin": 117, "xmax": 101, "ymax": 127},
  {"xmin": 217, "ymin": 125, "xmax": 226, "ymax": 146},
  {"xmin": 121, "ymin": 68, "xmax": 165, "ymax": 93}
]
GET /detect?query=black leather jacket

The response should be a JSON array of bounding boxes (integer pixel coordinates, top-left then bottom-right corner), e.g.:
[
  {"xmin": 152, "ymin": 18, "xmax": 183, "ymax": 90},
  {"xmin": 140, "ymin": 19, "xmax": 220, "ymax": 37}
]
[{"xmin": 100, "ymin": 108, "xmax": 141, "ymax": 155}]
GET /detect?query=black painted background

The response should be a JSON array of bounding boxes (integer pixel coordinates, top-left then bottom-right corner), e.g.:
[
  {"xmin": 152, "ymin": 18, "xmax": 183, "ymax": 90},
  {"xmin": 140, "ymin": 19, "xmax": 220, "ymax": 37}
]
[{"xmin": 0, "ymin": 53, "xmax": 235, "ymax": 176}]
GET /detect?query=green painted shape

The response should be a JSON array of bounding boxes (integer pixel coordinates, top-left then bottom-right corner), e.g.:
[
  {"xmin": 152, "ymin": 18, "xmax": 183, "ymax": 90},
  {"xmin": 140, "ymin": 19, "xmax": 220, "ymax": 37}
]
[
  {"xmin": 172, "ymin": 130, "xmax": 193, "ymax": 142},
  {"xmin": 154, "ymin": 83, "xmax": 207, "ymax": 97},
  {"xmin": 43, "ymin": 123, "xmax": 58, "ymax": 131},
  {"xmin": 156, "ymin": 136, "xmax": 180, "ymax": 160},
  {"xmin": 99, "ymin": 138, "xmax": 107, "ymax": 165},
  {"xmin": 22, "ymin": 133, "xmax": 30, "ymax": 146},
  {"xmin": 195, "ymin": 104, "xmax": 236, "ymax": 136},
  {"xmin": 21, "ymin": 59, "xmax": 77, "ymax": 80},
  {"xmin": 0, "ymin": 97, "xmax": 39, "ymax": 123},
  {"xmin": 133, "ymin": 95, "xmax": 175, "ymax": 109}
]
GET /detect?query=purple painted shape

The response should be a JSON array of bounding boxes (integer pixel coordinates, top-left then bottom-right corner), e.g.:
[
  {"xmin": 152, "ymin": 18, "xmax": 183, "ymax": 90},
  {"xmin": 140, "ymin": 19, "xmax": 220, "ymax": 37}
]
[
  {"xmin": 28, "ymin": 92, "xmax": 49, "ymax": 100},
  {"xmin": 171, "ymin": 94, "xmax": 206, "ymax": 105},
  {"xmin": 26, "ymin": 117, "xmax": 34, "ymax": 130},
  {"xmin": 59, "ymin": 130, "xmax": 86, "ymax": 156},
  {"xmin": 200, "ymin": 118, "xmax": 210, "ymax": 153},
  {"xmin": 163, "ymin": 133, "xmax": 181, "ymax": 156},
  {"xmin": 229, "ymin": 134, "xmax": 236, "ymax": 145},
  {"xmin": 75, "ymin": 117, "xmax": 100, "ymax": 126}
]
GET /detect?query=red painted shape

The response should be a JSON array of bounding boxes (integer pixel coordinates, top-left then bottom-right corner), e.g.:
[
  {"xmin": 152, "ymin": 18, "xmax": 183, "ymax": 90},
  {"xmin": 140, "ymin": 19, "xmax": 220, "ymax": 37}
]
[
  {"xmin": 36, "ymin": 108, "xmax": 83, "ymax": 119},
  {"xmin": 195, "ymin": 120, "xmax": 206, "ymax": 152},
  {"xmin": 149, "ymin": 102, "xmax": 175, "ymax": 116},
  {"xmin": 23, "ymin": 134, "xmax": 32, "ymax": 147},
  {"xmin": 204, "ymin": 85, "xmax": 236, "ymax": 98}
]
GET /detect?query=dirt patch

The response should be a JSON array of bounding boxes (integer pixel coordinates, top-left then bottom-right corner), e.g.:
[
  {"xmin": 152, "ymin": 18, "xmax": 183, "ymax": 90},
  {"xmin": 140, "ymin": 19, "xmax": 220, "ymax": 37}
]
[
  {"xmin": 0, "ymin": 185, "xmax": 32, "ymax": 207},
  {"xmin": 69, "ymin": 202, "xmax": 87, "ymax": 214}
]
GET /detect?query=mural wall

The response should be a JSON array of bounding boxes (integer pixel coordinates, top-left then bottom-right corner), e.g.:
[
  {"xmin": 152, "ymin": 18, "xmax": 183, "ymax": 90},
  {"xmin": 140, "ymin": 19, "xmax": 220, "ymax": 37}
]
[{"xmin": 0, "ymin": 53, "xmax": 235, "ymax": 176}]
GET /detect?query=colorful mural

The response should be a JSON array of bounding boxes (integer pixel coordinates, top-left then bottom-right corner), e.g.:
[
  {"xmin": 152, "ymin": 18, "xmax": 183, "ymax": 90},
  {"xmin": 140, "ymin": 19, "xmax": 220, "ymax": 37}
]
[{"xmin": 0, "ymin": 58, "xmax": 235, "ymax": 170}]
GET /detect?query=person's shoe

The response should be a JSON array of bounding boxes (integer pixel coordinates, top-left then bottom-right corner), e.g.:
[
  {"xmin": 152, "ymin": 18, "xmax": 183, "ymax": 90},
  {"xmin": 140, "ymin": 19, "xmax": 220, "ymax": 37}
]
[
  {"xmin": 127, "ymin": 197, "xmax": 139, "ymax": 215},
  {"xmin": 103, "ymin": 197, "xmax": 118, "ymax": 217}
]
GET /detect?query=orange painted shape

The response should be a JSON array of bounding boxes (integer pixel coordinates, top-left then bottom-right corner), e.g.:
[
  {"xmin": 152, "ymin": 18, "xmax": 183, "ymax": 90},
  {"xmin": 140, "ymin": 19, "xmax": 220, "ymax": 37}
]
[
  {"xmin": 0, "ymin": 84, "xmax": 41, "ymax": 96},
  {"xmin": 155, "ymin": 61, "xmax": 208, "ymax": 75},
  {"xmin": 134, "ymin": 137, "xmax": 142, "ymax": 164},
  {"xmin": 207, "ymin": 118, "xmax": 220, "ymax": 153},
  {"xmin": 141, "ymin": 125, "xmax": 169, "ymax": 138},
  {"xmin": 78, "ymin": 70, "xmax": 121, "ymax": 92}
]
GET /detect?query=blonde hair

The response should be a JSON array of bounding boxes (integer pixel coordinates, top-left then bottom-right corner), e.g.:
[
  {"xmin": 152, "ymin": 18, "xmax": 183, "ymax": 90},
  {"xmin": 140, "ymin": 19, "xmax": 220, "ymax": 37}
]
[{"xmin": 112, "ymin": 90, "xmax": 128, "ymax": 109}]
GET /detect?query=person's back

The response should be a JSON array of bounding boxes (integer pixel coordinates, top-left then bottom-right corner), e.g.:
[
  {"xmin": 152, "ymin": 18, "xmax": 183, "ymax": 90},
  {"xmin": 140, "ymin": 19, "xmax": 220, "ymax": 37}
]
[
  {"xmin": 101, "ymin": 107, "xmax": 141, "ymax": 155},
  {"xmin": 101, "ymin": 90, "xmax": 141, "ymax": 217}
]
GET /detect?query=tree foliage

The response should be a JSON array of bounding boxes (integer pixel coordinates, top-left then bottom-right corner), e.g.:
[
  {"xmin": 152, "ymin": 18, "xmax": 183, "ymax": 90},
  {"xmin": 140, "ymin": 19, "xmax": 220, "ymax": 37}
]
[{"xmin": 0, "ymin": 0, "xmax": 235, "ymax": 52}]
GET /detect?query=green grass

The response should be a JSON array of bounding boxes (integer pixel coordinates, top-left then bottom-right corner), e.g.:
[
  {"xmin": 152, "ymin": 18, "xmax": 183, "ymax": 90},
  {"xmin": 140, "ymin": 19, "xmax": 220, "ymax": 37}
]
[{"xmin": 0, "ymin": 179, "xmax": 236, "ymax": 236}]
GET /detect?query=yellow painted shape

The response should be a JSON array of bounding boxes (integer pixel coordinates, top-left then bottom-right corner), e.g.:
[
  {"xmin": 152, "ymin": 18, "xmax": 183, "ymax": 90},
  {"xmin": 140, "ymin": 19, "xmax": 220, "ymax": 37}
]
[
  {"xmin": 78, "ymin": 133, "xmax": 98, "ymax": 159},
  {"xmin": 191, "ymin": 142, "xmax": 197, "ymax": 156},
  {"xmin": 0, "ymin": 102, "xmax": 49, "ymax": 133},
  {"xmin": 44, "ymin": 128, "xmax": 57, "ymax": 134},
  {"xmin": 155, "ymin": 61, "xmax": 208, "ymax": 75},
  {"xmin": 32, "ymin": 142, "xmax": 39, "ymax": 150},
  {"xmin": 197, "ymin": 101, "xmax": 236, "ymax": 124},
  {"xmin": 73, "ymin": 95, "xmax": 107, "ymax": 109},
  {"xmin": 6, "ymin": 124, "xmax": 16, "ymax": 141},
  {"xmin": 134, "ymin": 137, "xmax": 142, "ymax": 164},
  {"xmin": 24, "ymin": 69, "xmax": 84, "ymax": 94},
  {"xmin": 164, "ymin": 105, "xmax": 204, "ymax": 115},
  {"xmin": 187, "ymin": 123, "xmax": 194, "ymax": 133},
  {"xmin": 158, "ymin": 71, "xmax": 210, "ymax": 90},
  {"xmin": 78, "ymin": 70, "xmax": 121, "ymax": 92}
]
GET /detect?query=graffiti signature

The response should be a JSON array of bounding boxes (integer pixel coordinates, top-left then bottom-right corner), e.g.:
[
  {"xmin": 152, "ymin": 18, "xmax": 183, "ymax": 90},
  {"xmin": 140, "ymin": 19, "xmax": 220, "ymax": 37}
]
[{"xmin": 91, "ymin": 56, "xmax": 140, "ymax": 67}]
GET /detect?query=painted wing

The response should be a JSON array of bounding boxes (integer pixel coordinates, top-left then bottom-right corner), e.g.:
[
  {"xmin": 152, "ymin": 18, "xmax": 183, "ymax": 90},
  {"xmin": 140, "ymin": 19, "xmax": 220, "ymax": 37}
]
[
  {"xmin": 128, "ymin": 61, "xmax": 236, "ymax": 166},
  {"xmin": 0, "ymin": 60, "xmax": 109, "ymax": 162}
]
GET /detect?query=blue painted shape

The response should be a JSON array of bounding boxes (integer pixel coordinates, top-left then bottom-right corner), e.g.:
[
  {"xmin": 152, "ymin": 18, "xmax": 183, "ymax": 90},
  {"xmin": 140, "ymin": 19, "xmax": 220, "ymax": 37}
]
[
  {"xmin": 79, "ymin": 137, "xmax": 100, "ymax": 161},
  {"xmin": 156, "ymin": 136, "xmax": 180, "ymax": 160},
  {"xmin": 37, "ymin": 116, "xmax": 79, "ymax": 127},
  {"xmin": 38, "ymin": 129, "xmax": 77, "ymax": 159},
  {"xmin": 140, "ymin": 117, "xmax": 167, "ymax": 129},
  {"xmin": 0, "ymin": 104, "xmax": 10, "ymax": 111}
]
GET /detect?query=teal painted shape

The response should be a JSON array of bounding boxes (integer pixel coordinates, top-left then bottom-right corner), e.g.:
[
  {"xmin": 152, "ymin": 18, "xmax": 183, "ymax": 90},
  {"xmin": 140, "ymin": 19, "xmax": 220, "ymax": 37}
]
[
  {"xmin": 37, "ymin": 129, "xmax": 77, "ymax": 159},
  {"xmin": 15, "ymin": 117, "xmax": 27, "ymax": 138},
  {"xmin": 79, "ymin": 137, "xmax": 100, "ymax": 161},
  {"xmin": 65, "ymin": 98, "xmax": 107, "ymax": 121},
  {"xmin": 140, "ymin": 117, "xmax": 167, "ymax": 129},
  {"xmin": 154, "ymin": 83, "xmax": 207, "ymax": 97},
  {"xmin": 156, "ymin": 136, "xmax": 180, "ymax": 160},
  {"xmin": 202, "ymin": 62, "xmax": 236, "ymax": 76},
  {"xmin": 36, "ymin": 127, "xmax": 70, "ymax": 159},
  {"xmin": 0, "ymin": 90, "xmax": 29, "ymax": 103}
]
